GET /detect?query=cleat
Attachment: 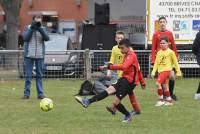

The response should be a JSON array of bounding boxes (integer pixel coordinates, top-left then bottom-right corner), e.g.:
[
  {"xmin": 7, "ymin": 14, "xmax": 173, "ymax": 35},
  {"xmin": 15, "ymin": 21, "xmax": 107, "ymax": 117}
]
[
  {"xmin": 21, "ymin": 95, "xmax": 29, "ymax": 99},
  {"xmin": 194, "ymin": 93, "xmax": 200, "ymax": 100},
  {"xmin": 171, "ymin": 94, "xmax": 178, "ymax": 101},
  {"xmin": 106, "ymin": 106, "xmax": 116, "ymax": 115},
  {"xmin": 155, "ymin": 100, "xmax": 165, "ymax": 107},
  {"xmin": 164, "ymin": 101, "xmax": 173, "ymax": 106},
  {"xmin": 38, "ymin": 95, "xmax": 46, "ymax": 100},
  {"xmin": 130, "ymin": 111, "xmax": 141, "ymax": 116},
  {"xmin": 122, "ymin": 114, "xmax": 132, "ymax": 123},
  {"xmin": 75, "ymin": 96, "xmax": 90, "ymax": 108}
]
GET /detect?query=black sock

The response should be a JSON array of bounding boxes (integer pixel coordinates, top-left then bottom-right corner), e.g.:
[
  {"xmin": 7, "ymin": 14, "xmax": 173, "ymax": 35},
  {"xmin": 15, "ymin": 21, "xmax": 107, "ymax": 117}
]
[
  {"xmin": 196, "ymin": 82, "xmax": 200, "ymax": 94},
  {"xmin": 169, "ymin": 80, "xmax": 175, "ymax": 96},
  {"xmin": 115, "ymin": 103, "xmax": 130, "ymax": 116},
  {"xmin": 89, "ymin": 91, "xmax": 108, "ymax": 103}
]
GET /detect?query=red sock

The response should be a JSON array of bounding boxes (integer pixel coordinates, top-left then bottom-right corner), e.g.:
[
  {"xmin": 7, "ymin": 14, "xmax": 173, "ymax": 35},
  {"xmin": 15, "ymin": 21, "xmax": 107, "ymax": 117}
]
[
  {"xmin": 128, "ymin": 94, "xmax": 141, "ymax": 112},
  {"xmin": 164, "ymin": 90, "xmax": 170, "ymax": 97},
  {"xmin": 164, "ymin": 90, "xmax": 172, "ymax": 101},
  {"xmin": 157, "ymin": 89, "xmax": 163, "ymax": 100}
]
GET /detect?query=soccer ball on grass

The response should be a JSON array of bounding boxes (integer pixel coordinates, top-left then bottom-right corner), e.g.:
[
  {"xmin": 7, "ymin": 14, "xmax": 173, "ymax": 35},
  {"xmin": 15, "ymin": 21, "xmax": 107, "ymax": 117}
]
[{"xmin": 40, "ymin": 98, "xmax": 53, "ymax": 112}]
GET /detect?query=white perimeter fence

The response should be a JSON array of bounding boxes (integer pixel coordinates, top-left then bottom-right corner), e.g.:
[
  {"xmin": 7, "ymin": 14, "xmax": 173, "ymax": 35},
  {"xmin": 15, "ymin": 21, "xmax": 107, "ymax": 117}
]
[{"xmin": 0, "ymin": 50, "xmax": 199, "ymax": 80}]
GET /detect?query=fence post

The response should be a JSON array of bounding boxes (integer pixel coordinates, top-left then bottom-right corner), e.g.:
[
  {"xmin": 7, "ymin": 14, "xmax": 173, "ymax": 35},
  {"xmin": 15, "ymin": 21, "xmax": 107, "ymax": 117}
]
[
  {"xmin": 84, "ymin": 49, "xmax": 92, "ymax": 80},
  {"xmin": 148, "ymin": 55, "xmax": 151, "ymax": 78}
]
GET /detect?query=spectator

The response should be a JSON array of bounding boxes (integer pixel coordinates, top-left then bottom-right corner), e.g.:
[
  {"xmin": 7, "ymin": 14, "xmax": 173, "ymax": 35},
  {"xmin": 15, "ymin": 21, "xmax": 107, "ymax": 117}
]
[
  {"xmin": 22, "ymin": 15, "xmax": 49, "ymax": 99},
  {"xmin": 192, "ymin": 30, "xmax": 200, "ymax": 100}
]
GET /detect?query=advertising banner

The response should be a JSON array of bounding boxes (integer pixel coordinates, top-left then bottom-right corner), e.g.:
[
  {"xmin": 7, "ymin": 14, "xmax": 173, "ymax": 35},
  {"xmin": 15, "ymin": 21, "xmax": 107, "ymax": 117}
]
[{"xmin": 147, "ymin": 0, "xmax": 200, "ymax": 44}]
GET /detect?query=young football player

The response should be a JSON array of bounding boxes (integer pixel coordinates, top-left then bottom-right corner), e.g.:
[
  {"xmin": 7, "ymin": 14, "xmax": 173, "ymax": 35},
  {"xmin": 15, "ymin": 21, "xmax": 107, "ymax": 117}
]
[
  {"xmin": 151, "ymin": 37, "xmax": 182, "ymax": 106},
  {"xmin": 75, "ymin": 39, "xmax": 141, "ymax": 123},
  {"xmin": 106, "ymin": 31, "xmax": 143, "ymax": 115}
]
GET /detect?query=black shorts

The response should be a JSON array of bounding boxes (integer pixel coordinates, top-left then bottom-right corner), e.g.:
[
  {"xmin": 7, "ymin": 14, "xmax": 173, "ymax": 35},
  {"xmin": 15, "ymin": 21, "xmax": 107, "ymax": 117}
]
[{"xmin": 112, "ymin": 78, "xmax": 136, "ymax": 100}]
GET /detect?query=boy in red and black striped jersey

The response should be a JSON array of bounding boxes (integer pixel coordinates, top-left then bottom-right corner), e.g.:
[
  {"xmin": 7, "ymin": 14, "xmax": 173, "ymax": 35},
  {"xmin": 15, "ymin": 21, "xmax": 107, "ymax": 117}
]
[
  {"xmin": 75, "ymin": 39, "xmax": 140, "ymax": 123},
  {"xmin": 151, "ymin": 16, "xmax": 178, "ymax": 101},
  {"xmin": 106, "ymin": 31, "xmax": 144, "ymax": 116}
]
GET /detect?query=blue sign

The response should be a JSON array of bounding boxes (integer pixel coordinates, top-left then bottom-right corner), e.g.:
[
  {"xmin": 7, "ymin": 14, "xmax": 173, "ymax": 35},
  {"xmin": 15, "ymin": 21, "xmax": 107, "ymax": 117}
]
[{"xmin": 192, "ymin": 20, "xmax": 200, "ymax": 30}]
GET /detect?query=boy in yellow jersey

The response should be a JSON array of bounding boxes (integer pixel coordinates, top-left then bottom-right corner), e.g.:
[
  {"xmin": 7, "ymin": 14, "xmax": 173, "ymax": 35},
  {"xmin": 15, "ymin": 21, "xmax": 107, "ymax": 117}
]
[
  {"xmin": 106, "ymin": 31, "xmax": 143, "ymax": 115},
  {"xmin": 109, "ymin": 31, "xmax": 124, "ymax": 77},
  {"xmin": 151, "ymin": 36, "xmax": 182, "ymax": 106}
]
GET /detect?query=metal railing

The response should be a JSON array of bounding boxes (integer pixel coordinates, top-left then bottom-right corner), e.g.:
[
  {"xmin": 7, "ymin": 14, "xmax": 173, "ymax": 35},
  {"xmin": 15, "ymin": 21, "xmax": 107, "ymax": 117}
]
[{"xmin": 0, "ymin": 49, "xmax": 199, "ymax": 80}]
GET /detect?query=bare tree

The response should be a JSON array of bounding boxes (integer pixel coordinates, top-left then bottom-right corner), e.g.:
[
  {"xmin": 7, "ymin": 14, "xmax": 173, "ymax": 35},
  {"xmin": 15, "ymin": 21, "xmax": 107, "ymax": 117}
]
[{"xmin": 0, "ymin": 0, "xmax": 23, "ymax": 50}]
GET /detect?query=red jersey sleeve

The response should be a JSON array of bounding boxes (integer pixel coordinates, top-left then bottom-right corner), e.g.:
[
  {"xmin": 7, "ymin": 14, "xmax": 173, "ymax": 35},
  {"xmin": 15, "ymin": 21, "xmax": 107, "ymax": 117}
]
[
  {"xmin": 151, "ymin": 33, "xmax": 157, "ymax": 64},
  {"xmin": 109, "ymin": 53, "xmax": 135, "ymax": 71},
  {"xmin": 169, "ymin": 32, "xmax": 178, "ymax": 59}
]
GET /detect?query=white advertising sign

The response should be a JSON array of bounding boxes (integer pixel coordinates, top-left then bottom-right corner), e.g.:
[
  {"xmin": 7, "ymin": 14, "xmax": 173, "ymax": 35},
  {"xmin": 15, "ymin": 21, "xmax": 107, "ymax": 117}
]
[{"xmin": 147, "ymin": 0, "xmax": 200, "ymax": 44}]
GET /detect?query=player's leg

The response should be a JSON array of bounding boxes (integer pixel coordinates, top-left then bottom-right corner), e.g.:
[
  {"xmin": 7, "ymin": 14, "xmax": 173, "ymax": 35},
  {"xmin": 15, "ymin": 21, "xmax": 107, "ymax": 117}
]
[
  {"xmin": 155, "ymin": 81, "xmax": 165, "ymax": 106},
  {"xmin": 75, "ymin": 85, "xmax": 116, "ymax": 108},
  {"xmin": 194, "ymin": 82, "xmax": 200, "ymax": 100},
  {"xmin": 75, "ymin": 77, "xmax": 125, "ymax": 108},
  {"xmin": 169, "ymin": 70, "xmax": 177, "ymax": 100},
  {"xmin": 114, "ymin": 82, "xmax": 134, "ymax": 122},
  {"xmin": 155, "ymin": 72, "xmax": 170, "ymax": 106},
  {"xmin": 162, "ymin": 84, "xmax": 173, "ymax": 106},
  {"xmin": 113, "ymin": 97, "xmax": 132, "ymax": 123},
  {"xmin": 106, "ymin": 91, "xmax": 141, "ymax": 116},
  {"xmin": 107, "ymin": 78, "xmax": 134, "ymax": 122},
  {"xmin": 128, "ymin": 91, "xmax": 141, "ymax": 115},
  {"xmin": 105, "ymin": 78, "xmax": 140, "ymax": 116},
  {"xmin": 106, "ymin": 103, "xmax": 117, "ymax": 115}
]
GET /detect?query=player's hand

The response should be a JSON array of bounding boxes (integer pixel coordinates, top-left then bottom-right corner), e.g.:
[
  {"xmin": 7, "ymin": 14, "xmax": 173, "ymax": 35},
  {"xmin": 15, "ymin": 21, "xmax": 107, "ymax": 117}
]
[
  {"xmin": 106, "ymin": 70, "xmax": 112, "ymax": 78},
  {"xmin": 176, "ymin": 74, "xmax": 182, "ymax": 78},
  {"xmin": 105, "ymin": 74, "xmax": 112, "ymax": 79},
  {"xmin": 99, "ymin": 65, "xmax": 107, "ymax": 71}
]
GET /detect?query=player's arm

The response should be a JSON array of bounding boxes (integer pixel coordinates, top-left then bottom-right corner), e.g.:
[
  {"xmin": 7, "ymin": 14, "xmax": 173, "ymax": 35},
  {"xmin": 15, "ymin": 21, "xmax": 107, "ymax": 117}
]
[
  {"xmin": 109, "ymin": 54, "xmax": 135, "ymax": 71},
  {"xmin": 151, "ymin": 54, "xmax": 158, "ymax": 77},
  {"xmin": 170, "ymin": 32, "xmax": 178, "ymax": 59},
  {"xmin": 138, "ymin": 70, "xmax": 146, "ymax": 89},
  {"xmin": 171, "ymin": 51, "xmax": 182, "ymax": 76},
  {"xmin": 151, "ymin": 33, "xmax": 157, "ymax": 64}
]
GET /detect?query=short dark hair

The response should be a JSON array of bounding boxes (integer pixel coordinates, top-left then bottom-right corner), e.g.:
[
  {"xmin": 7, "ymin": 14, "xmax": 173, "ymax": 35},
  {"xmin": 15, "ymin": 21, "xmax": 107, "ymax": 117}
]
[
  {"xmin": 119, "ymin": 38, "xmax": 131, "ymax": 47},
  {"xmin": 158, "ymin": 16, "xmax": 167, "ymax": 22},
  {"xmin": 160, "ymin": 36, "xmax": 169, "ymax": 42},
  {"xmin": 116, "ymin": 31, "xmax": 125, "ymax": 36},
  {"xmin": 32, "ymin": 15, "xmax": 42, "ymax": 20}
]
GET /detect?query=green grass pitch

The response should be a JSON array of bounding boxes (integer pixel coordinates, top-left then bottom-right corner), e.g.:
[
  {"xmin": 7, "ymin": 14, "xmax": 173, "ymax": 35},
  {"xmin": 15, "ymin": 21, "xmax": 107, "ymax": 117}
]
[{"xmin": 0, "ymin": 79, "xmax": 199, "ymax": 134}]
